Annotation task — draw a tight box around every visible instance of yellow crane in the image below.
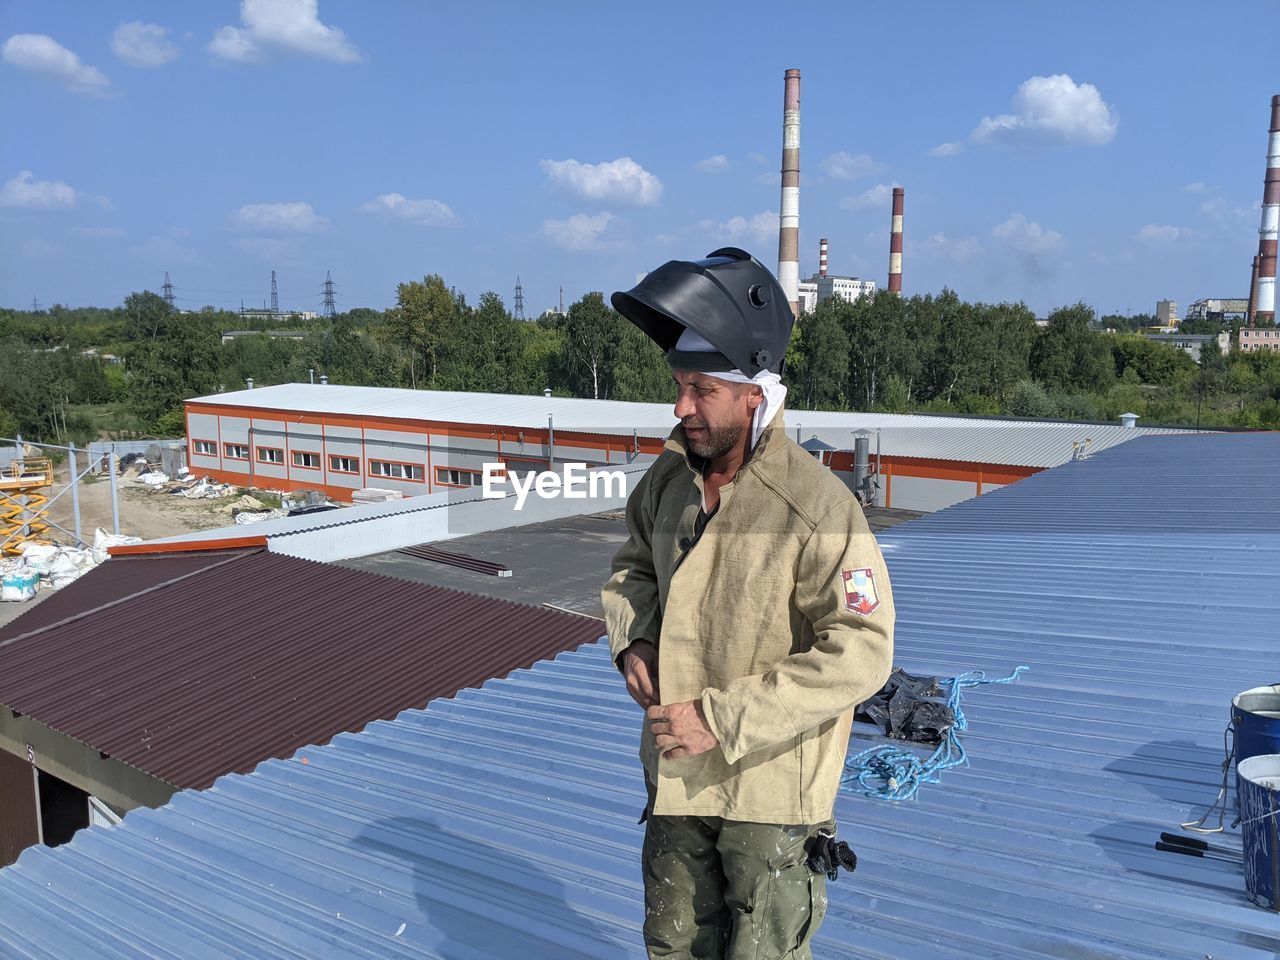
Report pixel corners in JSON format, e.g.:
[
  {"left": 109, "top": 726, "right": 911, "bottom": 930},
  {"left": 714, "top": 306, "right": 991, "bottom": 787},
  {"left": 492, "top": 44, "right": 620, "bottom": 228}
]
[{"left": 0, "top": 457, "right": 54, "bottom": 555}]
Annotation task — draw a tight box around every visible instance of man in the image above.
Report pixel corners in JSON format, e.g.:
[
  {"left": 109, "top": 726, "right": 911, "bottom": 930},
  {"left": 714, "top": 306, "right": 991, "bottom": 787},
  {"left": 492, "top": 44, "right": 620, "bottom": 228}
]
[{"left": 602, "top": 248, "right": 895, "bottom": 959}]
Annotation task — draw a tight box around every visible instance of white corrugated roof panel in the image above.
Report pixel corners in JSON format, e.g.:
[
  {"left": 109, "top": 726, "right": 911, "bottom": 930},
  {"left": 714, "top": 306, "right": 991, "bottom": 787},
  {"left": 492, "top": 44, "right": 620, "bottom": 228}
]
[{"left": 189, "top": 383, "right": 1198, "bottom": 468}]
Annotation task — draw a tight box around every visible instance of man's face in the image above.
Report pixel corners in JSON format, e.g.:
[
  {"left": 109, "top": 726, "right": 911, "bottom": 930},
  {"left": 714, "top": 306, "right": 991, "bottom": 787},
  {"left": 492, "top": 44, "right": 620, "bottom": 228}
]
[{"left": 671, "top": 370, "right": 760, "bottom": 461}]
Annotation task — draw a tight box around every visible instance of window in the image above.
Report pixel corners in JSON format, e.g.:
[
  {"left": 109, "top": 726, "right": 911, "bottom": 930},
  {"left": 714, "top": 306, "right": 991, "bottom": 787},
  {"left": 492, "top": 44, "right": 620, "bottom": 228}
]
[
  {"left": 292, "top": 451, "right": 321, "bottom": 469},
  {"left": 224, "top": 443, "right": 249, "bottom": 460},
  {"left": 435, "top": 466, "right": 483, "bottom": 487},
  {"left": 329, "top": 455, "right": 359, "bottom": 474},
  {"left": 193, "top": 440, "right": 217, "bottom": 456},
  {"left": 257, "top": 447, "right": 284, "bottom": 464},
  {"left": 369, "top": 459, "right": 424, "bottom": 481}
]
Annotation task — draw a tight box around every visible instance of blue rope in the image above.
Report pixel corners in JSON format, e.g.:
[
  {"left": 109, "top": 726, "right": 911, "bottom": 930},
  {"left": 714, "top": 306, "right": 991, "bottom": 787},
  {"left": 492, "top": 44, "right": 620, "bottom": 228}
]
[{"left": 841, "top": 665, "right": 1029, "bottom": 802}]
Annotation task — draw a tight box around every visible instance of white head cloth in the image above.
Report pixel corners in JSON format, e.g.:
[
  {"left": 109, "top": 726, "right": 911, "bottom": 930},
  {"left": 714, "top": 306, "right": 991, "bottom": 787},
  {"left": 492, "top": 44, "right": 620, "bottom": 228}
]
[{"left": 673, "top": 328, "right": 787, "bottom": 450}]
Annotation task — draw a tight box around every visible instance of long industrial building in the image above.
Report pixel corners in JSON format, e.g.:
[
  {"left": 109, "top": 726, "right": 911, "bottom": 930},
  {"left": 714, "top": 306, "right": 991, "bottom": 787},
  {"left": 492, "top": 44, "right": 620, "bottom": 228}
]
[{"left": 184, "top": 383, "right": 1191, "bottom": 513}]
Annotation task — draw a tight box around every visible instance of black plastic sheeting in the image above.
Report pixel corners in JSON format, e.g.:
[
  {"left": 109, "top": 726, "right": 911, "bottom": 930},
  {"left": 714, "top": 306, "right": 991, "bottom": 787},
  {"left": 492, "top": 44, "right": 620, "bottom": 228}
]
[{"left": 855, "top": 668, "right": 954, "bottom": 744}]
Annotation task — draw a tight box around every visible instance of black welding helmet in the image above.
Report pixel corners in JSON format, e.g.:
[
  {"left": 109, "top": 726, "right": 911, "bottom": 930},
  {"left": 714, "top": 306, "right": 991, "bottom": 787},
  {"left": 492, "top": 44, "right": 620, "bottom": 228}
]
[{"left": 611, "top": 247, "right": 794, "bottom": 377}]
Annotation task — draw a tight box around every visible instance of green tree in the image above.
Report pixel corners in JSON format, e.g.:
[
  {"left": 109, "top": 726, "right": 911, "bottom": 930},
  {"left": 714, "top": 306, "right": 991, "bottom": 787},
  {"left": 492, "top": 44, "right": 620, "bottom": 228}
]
[
  {"left": 386, "top": 275, "right": 458, "bottom": 387},
  {"left": 1031, "top": 303, "right": 1115, "bottom": 393},
  {"left": 841, "top": 290, "right": 906, "bottom": 408},
  {"left": 790, "top": 298, "right": 850, "bottom": 410},
  {"left": 1007, "top": 380, "right": 1056, "bottom": 418},
  {"left": 561, "top": 292, "right": 618, "bottom": 399}
]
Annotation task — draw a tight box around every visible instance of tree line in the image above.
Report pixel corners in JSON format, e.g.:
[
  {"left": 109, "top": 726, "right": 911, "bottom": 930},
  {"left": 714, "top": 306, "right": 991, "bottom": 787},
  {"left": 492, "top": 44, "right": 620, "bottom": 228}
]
[{"left": 2, "top": 279, "right": 1278, "bottom": 446}]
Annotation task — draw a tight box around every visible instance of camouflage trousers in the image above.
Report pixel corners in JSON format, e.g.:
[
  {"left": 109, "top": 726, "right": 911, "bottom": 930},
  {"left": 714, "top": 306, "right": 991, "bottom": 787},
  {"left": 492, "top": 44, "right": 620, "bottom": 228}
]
[{"left": 640, "top": 782, "right": 834, "bottom": 959}]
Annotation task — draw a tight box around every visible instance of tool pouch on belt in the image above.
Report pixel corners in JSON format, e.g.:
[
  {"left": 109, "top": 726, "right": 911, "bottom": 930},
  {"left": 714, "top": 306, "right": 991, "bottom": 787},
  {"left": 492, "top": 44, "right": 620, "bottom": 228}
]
[{"left": 805, "top": 830, "right": 857, "bottom": 881}]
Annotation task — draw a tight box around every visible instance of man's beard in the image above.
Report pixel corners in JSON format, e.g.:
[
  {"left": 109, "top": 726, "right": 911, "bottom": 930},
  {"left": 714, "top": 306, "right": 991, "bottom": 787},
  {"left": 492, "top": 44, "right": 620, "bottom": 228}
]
[{"left": 684, "top": 419, "right": 745, "bottom": 461}]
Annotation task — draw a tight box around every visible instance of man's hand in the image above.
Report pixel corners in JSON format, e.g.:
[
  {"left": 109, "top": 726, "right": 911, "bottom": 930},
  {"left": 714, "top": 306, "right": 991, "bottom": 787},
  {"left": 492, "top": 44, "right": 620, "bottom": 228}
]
[
  {"left": 647, "top": 700, "right": 719, "bottom": 760},
  {"left": 623, "top": 640, "right": 660, "bottom": 709}
]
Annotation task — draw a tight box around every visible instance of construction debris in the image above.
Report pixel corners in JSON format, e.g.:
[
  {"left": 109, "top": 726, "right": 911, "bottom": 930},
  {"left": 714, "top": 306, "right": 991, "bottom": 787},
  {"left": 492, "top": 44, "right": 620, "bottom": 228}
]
[
  {"left": 220, "top": 494, "right": 267, "bottom": 515},
  {"left": 234, "top": 509, "right": 288, "bottom": 525},
  {"left": 182, "top": 478, "right": 234, "bottom": 500},
  {"left": 352, "top": 488, "right": 403, "bottom": 504}
]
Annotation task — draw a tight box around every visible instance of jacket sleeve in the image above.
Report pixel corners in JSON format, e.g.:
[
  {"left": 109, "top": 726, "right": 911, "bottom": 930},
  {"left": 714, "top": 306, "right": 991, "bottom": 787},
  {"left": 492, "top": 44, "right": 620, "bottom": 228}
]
[
  {"left": 701, "top": 497, "right": 895, "bottom": 765},
  {"left": 601, "top": 464, "right": 663, "bottom": 673}
]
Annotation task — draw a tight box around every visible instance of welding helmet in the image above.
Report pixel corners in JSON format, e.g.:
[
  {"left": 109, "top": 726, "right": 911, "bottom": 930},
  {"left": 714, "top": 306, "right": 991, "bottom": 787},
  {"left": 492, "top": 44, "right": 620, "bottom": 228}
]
[{"left": 611, "top": 247, "right": 794, "bottom": 377}]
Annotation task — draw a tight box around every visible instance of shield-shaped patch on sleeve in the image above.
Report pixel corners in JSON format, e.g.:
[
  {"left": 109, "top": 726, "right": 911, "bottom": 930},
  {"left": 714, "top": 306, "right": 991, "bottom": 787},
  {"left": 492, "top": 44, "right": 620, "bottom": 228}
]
[{"left": 842, "top": 567, "right": 880, "bottom": 616}]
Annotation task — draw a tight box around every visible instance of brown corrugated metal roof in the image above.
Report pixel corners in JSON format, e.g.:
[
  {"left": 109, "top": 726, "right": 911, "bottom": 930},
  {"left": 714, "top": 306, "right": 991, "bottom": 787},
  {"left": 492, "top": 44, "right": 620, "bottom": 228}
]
[
  {"left": 0, "top": 550, "right": 605, "bottom": 789},
  {"left": 0, "top": 549, "right": 252, "bottom": 645}
]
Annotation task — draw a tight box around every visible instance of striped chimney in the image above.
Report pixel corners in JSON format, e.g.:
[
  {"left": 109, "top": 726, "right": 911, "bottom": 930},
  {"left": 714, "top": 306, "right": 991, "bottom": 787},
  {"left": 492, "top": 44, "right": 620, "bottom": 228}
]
[
  {"left": 1255, "top": 94, "right": 1280, "bottom": 323},
  {"left": 777, "top": 68, "right": 801, "bottom": 317},
  {"left": 819, "top": 237, "right": 828, "bottom": 278},
  {"left": 888, "top": 187, "right": 905, "bottom": 295},
  {"left": 1247, "top": 255, "right": 1260, "bottom": 322}
]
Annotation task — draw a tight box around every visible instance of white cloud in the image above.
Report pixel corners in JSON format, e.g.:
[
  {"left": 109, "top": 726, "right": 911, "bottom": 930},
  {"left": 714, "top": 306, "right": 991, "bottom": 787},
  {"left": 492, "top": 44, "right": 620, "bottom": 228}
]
[
  {"left": 358, "top": 192, "right": 457, "bottom": 226},
  {"left": 819, "top": 152, "right": 882, "bottom": 180},
  {"left": 1182, "top": 181, "right": 1214, "bottom": 194},
  {"left": 930, "top": 141, "right": 963, "bottom": 157},
  {"left": 70, "top": 225, "right": 127, "bottom": 239},
  {"left": 112, "top": 22, "right": 179, "bottom": 67},
  {"left": 694, "top": 155, "right": 730, "bottom": 174},
  {"left": 1198, "top": 196, "right": 1258, "bottom": 226},
  {"left": 0, "top": 171, "right": 81, "bottom": 210},
  {"left": 993, "top": 213, "right": 1064, "bottom": 253},
  {"left": 234, "top": 237, "right": 298, "bottom": 261},
  {"left": 540, "top": 157, "right": 662, "bottom": 206},
  {"left": 711, "top": 211, "right": 778, "bottom": 245},
  {"left": 541, "top": 212, "right": 616, "bottom": 251},
  {"left": 210, "top": 0, "right": 361, "bottom": 63},
  {"left": 130, "top": 235, "right": 200, "bottom": 264},
  {"left": 230, "top": 201, "right": 327, "bottom": 232},
  {"left": 972, "top": 74, "right": 1117, "bottom": 147},
  {"left": 755, "top": 170, "right": 778, "bottom": 186},
  {"left": 1, "top": 34, "right": 111, "bottom": 97},
  {"left": 839, "top": 183, "right": 898, "bottom": 211},
  {"left": 1137, "top": 224, "right": 1191, "bottom": 242},
  {"left": 925, "top": 232, "right": 980, "bottom": 262}
]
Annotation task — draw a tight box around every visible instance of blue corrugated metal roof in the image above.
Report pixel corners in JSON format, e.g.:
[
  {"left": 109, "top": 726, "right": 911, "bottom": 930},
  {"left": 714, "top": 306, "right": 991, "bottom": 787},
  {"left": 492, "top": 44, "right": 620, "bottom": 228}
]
[{"left": 1, "top": 432, "right": 1277, "bottom": 958}]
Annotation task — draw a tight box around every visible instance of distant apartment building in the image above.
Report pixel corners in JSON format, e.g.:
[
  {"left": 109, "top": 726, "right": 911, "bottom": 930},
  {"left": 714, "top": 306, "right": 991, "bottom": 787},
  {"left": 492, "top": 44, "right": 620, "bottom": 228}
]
[
  {"left": 1239, "top": 326, "right": 1280, "bottom": 353},
  {"left": 1155, "top": 299, "right": 1179, "bottom": 329},
  {"left": 796, "top": 275, "right": 877, "bottom": 315},
  {"left": 1143, "top": 332, "right": 1230, "bottom": 362}
]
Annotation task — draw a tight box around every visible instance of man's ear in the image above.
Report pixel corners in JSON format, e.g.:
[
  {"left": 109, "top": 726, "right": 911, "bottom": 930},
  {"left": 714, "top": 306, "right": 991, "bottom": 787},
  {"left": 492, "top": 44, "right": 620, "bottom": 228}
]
[{"left": 745, "top": 385, "right": 764, "bottom": 410}]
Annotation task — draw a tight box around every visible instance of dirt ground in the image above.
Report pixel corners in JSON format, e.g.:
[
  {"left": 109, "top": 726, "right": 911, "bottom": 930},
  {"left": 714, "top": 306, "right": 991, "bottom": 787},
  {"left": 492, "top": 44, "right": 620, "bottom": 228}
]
[{"left": 38, "top": 460, "right": 252, "bottom": 544}]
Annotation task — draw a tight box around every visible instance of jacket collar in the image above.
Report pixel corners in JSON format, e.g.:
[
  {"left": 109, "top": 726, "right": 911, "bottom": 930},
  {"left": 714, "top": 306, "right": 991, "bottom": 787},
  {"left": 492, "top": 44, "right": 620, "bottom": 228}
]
[{"left": 663, "top": 404, "right": 788, "bottom": 474}]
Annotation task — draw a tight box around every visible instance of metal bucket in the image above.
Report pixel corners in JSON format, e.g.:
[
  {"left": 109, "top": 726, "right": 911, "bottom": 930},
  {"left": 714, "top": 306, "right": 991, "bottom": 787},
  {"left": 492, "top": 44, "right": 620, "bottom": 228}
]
[
  {"left": 1237, "top": 755, "right": 1280, "bottom": 911},
  {"left": 1234, "top": 685, "right": 1280, "bottom": 765}
]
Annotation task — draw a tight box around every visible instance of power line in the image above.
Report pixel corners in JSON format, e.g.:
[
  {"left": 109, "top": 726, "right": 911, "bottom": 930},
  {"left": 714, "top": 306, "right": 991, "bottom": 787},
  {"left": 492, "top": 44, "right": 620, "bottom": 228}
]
[{"left": 162, "top": 272, "right": 175, "bottom": 308}]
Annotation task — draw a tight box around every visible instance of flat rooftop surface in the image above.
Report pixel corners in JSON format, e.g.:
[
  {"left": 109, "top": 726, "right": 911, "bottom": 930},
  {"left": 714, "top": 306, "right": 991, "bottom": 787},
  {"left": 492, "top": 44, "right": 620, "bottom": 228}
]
[{"left": 340, "top": 505, "right": 924, "bottom": 617}]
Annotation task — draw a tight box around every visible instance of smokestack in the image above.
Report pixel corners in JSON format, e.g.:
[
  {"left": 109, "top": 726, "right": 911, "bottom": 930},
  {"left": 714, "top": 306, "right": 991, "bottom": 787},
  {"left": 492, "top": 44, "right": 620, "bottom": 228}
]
[
  {"left": 819, "top": 237, "right": 828, "bottom": 278},
  {"left": 1255, "top": 94, "right": 1279, "bottom": 324},
  {"left": 888, "top": 187, "right": 905, "bottom": 295},
  {"left": 777, "top": 69, "right": 801, "bottom": 317},
  {"left": 1247, "top": 255, "right": 1260, "bottom": 322}
]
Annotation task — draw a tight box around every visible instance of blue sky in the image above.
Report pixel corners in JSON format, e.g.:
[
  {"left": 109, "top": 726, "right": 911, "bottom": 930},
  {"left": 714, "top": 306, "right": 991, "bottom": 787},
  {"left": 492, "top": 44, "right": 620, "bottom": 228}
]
[{"left": 1, "top": 0, "right": 1276, "bottom": 318}]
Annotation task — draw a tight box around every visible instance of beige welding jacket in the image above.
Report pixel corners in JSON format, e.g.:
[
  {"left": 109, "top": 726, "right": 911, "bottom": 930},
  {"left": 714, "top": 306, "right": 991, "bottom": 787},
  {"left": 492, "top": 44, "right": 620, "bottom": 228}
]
[{"left": 601, "top": 407, "right": 895, "bottom": 823}]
